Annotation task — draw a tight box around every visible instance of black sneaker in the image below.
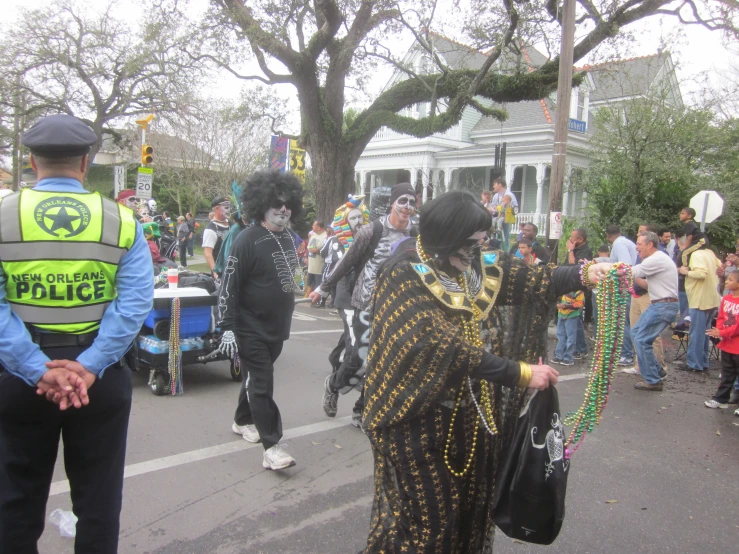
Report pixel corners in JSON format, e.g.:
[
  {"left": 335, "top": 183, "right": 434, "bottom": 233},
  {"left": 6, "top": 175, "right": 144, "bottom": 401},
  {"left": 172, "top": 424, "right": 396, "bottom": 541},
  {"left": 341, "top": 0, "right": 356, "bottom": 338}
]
[
  {"left": 550, "top": 357, "right": 563, "bottom": 365},
  {"left": 574, "top": 352, "right": 587, "bottom": 360},
  {"left": 322, "top": 375, "right": 338, "bottom": 417},
  {"left": 559, "top": 360, "right": 575, "bottom": 366}
]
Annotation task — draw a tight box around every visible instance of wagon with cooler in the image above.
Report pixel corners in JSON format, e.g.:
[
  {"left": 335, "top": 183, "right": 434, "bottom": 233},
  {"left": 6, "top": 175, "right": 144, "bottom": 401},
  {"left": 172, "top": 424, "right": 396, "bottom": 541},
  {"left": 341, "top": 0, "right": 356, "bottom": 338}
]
[{"left": 129, "top": 278, "right": 240, "bottom": 396}]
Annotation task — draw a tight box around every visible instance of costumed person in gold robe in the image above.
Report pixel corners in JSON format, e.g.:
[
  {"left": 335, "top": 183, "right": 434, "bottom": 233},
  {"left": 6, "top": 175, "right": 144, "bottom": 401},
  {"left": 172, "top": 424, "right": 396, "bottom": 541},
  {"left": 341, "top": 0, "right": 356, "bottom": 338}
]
[{"left": 361, "top": 191, "right": 610, "bottom": 553}]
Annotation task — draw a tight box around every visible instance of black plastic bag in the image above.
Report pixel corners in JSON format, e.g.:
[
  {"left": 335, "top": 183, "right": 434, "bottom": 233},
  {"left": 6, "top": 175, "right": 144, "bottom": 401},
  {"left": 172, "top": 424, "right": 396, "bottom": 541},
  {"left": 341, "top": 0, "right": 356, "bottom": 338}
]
[
  {"left": 369, "top": 186, "right": 391, "bottom": 222},
  {"left": 492, "top": 387, "right": 569, "bottom": 545}
]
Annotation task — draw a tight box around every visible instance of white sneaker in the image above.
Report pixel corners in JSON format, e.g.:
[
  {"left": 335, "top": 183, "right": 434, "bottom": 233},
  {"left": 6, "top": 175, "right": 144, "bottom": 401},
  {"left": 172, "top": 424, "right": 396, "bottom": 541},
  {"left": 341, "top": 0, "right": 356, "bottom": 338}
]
[
  {"left": 621, "top": 367, "right": 639, "bottom": 375},
  {"left": 262, "top": 444, "right": 296, "bottom": 470},
  {"left": 232, "top": 422, "right": 260, "bottom": 443},
  {"left": 734, "top": 408, "right": 739, "bottom": 417},
  {"left": 704, "top": 399, "right": 728, "bottom": 409}
]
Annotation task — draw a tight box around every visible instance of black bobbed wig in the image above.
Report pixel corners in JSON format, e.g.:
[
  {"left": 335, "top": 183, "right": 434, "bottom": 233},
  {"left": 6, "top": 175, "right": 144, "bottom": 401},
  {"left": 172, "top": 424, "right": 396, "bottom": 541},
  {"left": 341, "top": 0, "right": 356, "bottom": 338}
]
[
  {"left": 243, "top": 170, "right": 304, "bottom": 224},
  {"left": 419, "top": 191, "right": 492, "bottom": 258}
]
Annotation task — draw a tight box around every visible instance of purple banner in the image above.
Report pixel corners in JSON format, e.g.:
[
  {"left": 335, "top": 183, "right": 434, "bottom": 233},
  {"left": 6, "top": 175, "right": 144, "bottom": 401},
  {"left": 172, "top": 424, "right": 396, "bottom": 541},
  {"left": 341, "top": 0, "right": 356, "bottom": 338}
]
[{"left": 270, "top": 136, "right": 289, "bottom": 172}]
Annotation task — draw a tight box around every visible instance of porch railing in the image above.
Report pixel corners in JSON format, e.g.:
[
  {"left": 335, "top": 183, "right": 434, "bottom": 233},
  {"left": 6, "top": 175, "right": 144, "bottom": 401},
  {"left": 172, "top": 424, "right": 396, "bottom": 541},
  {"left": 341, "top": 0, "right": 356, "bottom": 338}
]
[{"left": 514, "top": 212, "right": 548, "bottom": 237}]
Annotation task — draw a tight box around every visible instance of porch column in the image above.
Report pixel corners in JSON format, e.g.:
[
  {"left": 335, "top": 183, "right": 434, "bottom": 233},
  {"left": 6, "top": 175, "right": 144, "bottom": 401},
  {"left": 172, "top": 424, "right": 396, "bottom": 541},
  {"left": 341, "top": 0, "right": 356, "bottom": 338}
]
[
  {"left": 562, "top": 190, "right": 570, "bottom": 216},
  {"left": 581, "top": 190, "right": 588, "bottom": 214},
  {"left": 447, "top": 167, "right": 458, "bottom": 190},
  {"left": 421, "top": 167, "right": 430, "bottom": 204},
  {"left": 535, "top": 163, "right": 544, "bottom": 214},
  {"left": 359, "top": 171, "right": 367, "bottom": 195}
]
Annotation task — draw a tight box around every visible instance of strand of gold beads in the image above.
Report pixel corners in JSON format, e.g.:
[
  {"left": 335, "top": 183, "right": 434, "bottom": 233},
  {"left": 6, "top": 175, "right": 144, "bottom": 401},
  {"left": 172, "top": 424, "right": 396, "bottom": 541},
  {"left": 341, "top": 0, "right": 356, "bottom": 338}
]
[{"left": 415, "top": 236, "right": 497, "bottom": 477}]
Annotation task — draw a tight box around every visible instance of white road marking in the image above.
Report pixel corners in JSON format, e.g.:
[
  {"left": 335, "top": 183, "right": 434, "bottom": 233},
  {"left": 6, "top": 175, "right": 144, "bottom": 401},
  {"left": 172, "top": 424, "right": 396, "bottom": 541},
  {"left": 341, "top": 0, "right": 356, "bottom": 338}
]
[
  {"left": 559, "top": 372, "right": 587, "bottom": 381},
  {"left": 48, "top": 372, "right": 590, "bottom": 497},
  {"left": 292, "top": 329, "right": 343, "bottom": 335},
  {"left": 49, "top": 416, "right": 353, "bottom": 497}
]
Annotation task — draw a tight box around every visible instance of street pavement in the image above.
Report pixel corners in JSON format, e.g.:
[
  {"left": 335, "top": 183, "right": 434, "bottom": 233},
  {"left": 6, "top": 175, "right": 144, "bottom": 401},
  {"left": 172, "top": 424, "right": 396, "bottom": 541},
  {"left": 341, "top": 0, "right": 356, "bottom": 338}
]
[{"left": 39, "top": 309, "right": 739, "bottom": 553}]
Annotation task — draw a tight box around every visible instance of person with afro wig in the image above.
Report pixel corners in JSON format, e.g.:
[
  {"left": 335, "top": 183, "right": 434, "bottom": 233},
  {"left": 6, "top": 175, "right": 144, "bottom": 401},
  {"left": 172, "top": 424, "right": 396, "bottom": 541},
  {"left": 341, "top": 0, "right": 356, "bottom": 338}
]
[{"left": 217, "top": 170, "right": 304, "bottom": 470}]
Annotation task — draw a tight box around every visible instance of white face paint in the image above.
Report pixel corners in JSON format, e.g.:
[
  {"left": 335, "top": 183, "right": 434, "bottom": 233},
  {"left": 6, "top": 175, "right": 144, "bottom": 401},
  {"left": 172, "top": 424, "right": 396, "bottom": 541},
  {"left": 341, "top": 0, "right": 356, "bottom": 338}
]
[
  {"left": 347, "top": 208, "right": 364, "bottom": 233},
  {"left": 214, "top": 202, "right": 231, "bottom": 221},
  {"left": 265, "top": 206, "right": 291, "bottom": 230},
  {"left": 148, "top": 200, "right": 157, "bottom": 212},
  {"left": 392, "top": 194, "right": 416, "bottom": 223},
  {"left": 449, "top": 231, "right": 487, "bottom": 273}
]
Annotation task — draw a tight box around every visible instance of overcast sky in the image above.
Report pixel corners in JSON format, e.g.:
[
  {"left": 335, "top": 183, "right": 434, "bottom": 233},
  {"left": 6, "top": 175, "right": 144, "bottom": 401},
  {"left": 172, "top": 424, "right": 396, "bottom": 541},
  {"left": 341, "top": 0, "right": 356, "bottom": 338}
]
[{"left": 6, "top": 0, "right": 737, "bottom": 113}]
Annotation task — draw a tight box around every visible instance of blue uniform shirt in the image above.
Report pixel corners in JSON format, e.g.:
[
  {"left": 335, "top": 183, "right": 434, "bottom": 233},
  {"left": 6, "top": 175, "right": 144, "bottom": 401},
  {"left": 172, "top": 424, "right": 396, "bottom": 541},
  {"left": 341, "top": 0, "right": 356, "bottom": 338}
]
[{"left": 0, "top": 178, "right": 153, "bottom": 385}]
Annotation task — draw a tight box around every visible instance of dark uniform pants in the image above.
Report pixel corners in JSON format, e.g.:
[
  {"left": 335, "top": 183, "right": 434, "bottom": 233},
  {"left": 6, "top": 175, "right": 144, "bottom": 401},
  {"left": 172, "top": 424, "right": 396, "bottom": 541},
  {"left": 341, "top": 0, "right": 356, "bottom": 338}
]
[
  {"left": 234, "top": 337, "right": 284, "bottom": 451},
  {"left": 0, "top": 345, "right": 132, "bottom": 554}
]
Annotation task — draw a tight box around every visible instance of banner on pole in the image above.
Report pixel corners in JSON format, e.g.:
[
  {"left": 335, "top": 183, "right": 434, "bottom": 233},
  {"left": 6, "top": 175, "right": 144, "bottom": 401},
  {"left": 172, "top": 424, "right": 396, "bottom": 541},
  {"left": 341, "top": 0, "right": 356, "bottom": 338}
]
[
  {"left": 289, "top": 139, "right": 306, "bottom": 184},
  {"left": 269, "top": 136, "right": 289, "bottom": 172},
  {"left": 136, "top": 167, "right": 153, "bottom": 199}
]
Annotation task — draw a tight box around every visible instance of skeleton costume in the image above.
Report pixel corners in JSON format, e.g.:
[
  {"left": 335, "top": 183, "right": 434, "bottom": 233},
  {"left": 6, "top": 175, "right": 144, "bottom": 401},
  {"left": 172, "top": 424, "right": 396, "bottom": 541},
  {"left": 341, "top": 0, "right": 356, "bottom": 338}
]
[
  {"left": 317, "top": 183, "right": 417, "bottom": 423},
  {"left": 361, "top": 191, "right": 584, "bottom": 553},
  {"left": 319, "top": 197, "right": 370, "bottom": 416},
  {"left": 218, "top": 171, "right": 303, "bottom": 464}
]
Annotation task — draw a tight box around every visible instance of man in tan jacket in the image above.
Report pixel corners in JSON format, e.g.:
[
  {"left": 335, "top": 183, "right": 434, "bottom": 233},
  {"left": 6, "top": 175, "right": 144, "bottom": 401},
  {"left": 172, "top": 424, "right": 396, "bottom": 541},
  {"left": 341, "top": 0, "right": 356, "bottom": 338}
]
[{"left": 678, "top": 245, "right": 721, "bottom": 372}]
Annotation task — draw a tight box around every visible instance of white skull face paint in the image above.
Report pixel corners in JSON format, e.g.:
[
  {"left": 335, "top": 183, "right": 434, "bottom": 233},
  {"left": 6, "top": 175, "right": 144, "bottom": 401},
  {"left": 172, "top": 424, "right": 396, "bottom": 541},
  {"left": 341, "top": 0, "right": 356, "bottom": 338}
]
[
  {"left": 392, "top": 194, "right": 416, "bottom": 222},
  {"left": 448, "top": 231, "right": 486, "bottom": 273},
  {"left": 215, "top": 201, "right": 231, "bottom": 221},
  {"left": 266, "top": 207, "right": 291, "bottom": 229},
  {"left": 148, "top": 199, "right": 157, "bottom": 212},
  {"left": 347, "top": 208, "right": 364, "bottom": 233}
]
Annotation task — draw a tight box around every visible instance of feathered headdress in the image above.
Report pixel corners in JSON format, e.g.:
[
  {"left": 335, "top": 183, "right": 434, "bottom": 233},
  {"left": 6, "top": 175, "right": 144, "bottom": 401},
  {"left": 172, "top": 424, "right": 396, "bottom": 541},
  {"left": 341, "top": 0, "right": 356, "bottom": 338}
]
[{"left": 332, "top": 194, "right": 370, "bottom": 249}]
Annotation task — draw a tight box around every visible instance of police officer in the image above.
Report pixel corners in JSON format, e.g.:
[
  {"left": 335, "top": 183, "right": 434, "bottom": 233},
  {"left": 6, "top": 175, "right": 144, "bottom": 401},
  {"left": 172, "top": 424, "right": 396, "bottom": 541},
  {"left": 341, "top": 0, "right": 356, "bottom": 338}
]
[{"left": 0, "top": 115, "right": 153, "bottom": 553}]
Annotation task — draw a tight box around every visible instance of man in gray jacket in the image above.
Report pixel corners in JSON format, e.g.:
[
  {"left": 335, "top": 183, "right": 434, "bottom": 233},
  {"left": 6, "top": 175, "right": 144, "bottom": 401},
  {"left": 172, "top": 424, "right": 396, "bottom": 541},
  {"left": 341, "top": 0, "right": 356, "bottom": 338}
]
[{"left": 310, "top": 183, "right": 417, "bottom": 426}]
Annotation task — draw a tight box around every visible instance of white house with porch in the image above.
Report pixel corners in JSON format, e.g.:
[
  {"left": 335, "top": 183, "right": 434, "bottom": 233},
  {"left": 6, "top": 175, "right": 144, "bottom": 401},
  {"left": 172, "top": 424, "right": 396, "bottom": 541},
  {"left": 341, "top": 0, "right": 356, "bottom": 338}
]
[{"left": 355, "top": 36, "right": 682, "bottom": 234}]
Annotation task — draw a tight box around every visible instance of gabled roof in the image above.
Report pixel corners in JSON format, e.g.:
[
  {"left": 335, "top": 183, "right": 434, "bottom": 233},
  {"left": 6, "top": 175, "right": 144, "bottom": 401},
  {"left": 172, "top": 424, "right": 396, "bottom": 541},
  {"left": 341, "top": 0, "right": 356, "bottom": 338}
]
[
  {"left": 471, "top": 98, "right": 555, "bottom": 133},
  {"left": 430, "top": 35, "right": 488, "bottom": 71},
  {"left": 470, "top": 51, "right": 676, "bottom": 134},
  {"left": 98, "top": 129, "right": 215, "bottom": 164},
  {"left": 581, "top": 53, "right": 671, "bottom": 102}
]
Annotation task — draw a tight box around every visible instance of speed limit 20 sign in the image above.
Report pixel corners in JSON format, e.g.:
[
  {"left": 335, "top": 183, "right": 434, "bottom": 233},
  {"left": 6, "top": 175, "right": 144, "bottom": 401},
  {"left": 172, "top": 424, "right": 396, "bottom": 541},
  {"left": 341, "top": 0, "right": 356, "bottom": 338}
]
[{"left": 136, "top": 167, "right": 153, "bottom": 199}]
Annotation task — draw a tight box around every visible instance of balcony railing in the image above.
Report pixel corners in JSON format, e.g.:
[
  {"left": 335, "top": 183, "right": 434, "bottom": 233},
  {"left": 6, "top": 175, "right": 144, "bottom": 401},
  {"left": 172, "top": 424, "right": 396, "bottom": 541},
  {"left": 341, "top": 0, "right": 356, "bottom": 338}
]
[{"left": 371, "top": 125, "right": 459, "bottom": 142}]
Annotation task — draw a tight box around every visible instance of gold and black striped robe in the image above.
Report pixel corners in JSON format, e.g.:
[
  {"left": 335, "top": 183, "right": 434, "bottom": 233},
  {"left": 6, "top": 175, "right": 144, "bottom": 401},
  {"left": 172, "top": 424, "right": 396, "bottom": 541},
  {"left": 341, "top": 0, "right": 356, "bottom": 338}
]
[{"left": 361, "top": 241, "right": 580, "bottom": 553}]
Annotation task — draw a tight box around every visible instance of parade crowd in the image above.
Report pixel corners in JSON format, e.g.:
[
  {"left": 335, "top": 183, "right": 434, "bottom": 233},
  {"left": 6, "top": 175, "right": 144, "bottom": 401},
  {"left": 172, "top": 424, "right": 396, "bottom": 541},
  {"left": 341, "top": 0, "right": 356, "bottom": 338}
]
[{"left": 1, "top": 114, "right": 737, "bottom": 554}]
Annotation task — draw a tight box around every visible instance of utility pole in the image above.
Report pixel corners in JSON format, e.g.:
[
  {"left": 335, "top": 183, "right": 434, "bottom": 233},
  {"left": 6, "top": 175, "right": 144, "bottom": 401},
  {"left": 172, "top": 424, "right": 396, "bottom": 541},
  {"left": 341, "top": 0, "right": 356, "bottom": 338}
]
[{"left": 546, "top": 0, "right": 577, "bottom": 257}]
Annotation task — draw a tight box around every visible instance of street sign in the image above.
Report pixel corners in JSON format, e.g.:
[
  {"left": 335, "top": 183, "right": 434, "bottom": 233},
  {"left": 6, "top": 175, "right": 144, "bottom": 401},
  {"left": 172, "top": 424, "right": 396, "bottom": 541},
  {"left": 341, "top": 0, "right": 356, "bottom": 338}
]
[
  {"left": 568, "top": 118, "right": 586, "bottom": 133},
  {"left": 549, "top": 211, "right": 563, "bottom": 239},
  {"left": 689, "top": 190, "right": 724, "bottom": 231},
  {"left": 113, "top": 165, "right": 126, "bottom": 198},
  {"left": 136, "top": 167, "right": 153, "bottom": 199}
]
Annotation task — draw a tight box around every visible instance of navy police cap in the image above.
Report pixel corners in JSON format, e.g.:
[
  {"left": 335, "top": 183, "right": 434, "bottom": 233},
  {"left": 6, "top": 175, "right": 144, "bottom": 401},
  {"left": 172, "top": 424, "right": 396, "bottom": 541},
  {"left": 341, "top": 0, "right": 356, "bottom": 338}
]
[{"left": 22, "top": 114, "right": 97, "bottom": 158}]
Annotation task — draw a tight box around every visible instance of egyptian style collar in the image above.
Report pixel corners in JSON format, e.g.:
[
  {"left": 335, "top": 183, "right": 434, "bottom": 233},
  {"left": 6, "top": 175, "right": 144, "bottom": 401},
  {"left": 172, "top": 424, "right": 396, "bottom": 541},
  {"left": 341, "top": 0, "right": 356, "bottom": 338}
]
[{"left": 412, "top": 250, "right": 503, "bottom": 320}]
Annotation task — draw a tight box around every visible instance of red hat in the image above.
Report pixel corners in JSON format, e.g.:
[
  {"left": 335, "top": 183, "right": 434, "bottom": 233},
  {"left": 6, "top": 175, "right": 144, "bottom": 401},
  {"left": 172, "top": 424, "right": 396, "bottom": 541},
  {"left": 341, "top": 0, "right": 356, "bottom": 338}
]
[{"left": 116, "top": 189, "right": 136, "bottom": 203}]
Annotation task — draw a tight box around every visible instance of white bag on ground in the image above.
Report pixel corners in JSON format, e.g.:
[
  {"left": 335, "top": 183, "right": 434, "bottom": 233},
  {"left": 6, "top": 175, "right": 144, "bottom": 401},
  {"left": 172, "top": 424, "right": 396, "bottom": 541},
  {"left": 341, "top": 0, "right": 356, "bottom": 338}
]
[{"left": 48, "top": 509, "right": 77, "bottom": 538}]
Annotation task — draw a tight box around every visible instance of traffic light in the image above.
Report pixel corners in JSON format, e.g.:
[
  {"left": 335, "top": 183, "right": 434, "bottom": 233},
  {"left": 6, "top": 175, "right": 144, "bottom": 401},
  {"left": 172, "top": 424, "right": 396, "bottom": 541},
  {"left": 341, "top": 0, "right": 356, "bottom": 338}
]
[{"left": 141, "top": 144, "right": 154, "bottom": 165}]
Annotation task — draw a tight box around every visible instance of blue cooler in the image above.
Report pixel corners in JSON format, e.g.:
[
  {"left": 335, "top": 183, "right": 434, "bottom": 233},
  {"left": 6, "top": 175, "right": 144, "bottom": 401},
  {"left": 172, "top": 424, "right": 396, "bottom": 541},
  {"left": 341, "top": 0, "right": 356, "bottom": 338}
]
[{"left": 147, "top": 289, "right": 216, "bottom": 338}]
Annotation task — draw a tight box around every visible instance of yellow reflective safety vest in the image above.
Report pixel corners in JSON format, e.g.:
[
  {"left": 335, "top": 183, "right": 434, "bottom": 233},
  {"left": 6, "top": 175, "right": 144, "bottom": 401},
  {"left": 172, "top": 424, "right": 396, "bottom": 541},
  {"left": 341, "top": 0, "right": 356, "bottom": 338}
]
[{"left": 0, "top": 189, "right": 137, "bottom": 334}]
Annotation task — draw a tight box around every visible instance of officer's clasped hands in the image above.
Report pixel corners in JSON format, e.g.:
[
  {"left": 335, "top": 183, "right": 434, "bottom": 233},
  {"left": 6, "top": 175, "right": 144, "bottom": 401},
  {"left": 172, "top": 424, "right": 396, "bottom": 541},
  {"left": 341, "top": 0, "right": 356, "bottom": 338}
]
[{"left": 36, "top": 360, "right": 97, "bottom": 410}]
